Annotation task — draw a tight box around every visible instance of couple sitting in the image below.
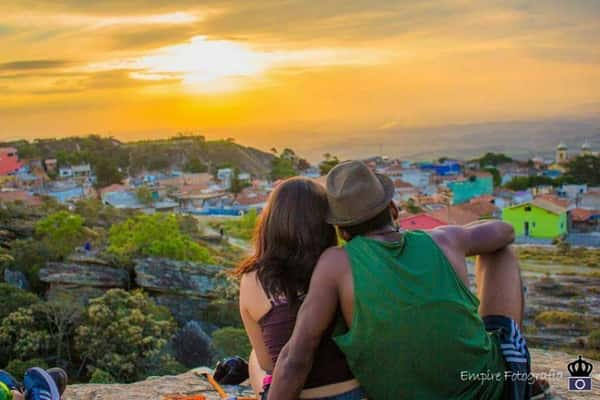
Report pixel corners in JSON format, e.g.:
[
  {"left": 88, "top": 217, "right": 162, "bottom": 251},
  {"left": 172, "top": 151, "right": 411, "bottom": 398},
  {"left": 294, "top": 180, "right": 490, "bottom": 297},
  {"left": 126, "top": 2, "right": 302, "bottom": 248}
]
[{"left": 238, "top": 160, "right": 538, "bottom": 400}]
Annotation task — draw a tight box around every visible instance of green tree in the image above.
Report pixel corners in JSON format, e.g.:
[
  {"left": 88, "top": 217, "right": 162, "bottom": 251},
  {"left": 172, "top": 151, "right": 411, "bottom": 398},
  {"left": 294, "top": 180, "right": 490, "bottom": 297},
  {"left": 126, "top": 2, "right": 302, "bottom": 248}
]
[
  {"left": 566, "top": 155, "right": 600, "bottom": 185},
  {"left": 484, "top": 167, "right": 502, "bottom": 187},
  {"left": 35, "top": 211, "right": 86, "bottom": 260},
  {"left": 183, "top": 156, "right": 208, "bottom": 173},
  {"left": 0, "top": 298, "right": 82, "bottom": 368},
  {"left": 475, "top": 152, "right": 513, "bottom": 167},
  {"left": 230, "top": 168, "right": 250, "bottom": 196},
  {"left": 6, "top": 239, "right": 51, "bottom": 293},
  {"left": 94, "top": 158, "right": 124, "bottom": 189},
  {"left": 108, "top": 214, "right": 213, "bottom": 264},
  {"left": 135, "top": 186, "right": 154, "bottom": 206},
  {"left": 75, "top": 289, "right": 176, "bottom": 382},
  {"left": 270, "top": 149, "right": 298, "bottom": 180},
  {"left": 319, "top": 153, "right": 340, "bottom": 175},
  {"left": 0, "top": 284, "right": 39, "bottom": 320},
  {"left": 211, "top": 327, "right": 252, "bottom": 358}
]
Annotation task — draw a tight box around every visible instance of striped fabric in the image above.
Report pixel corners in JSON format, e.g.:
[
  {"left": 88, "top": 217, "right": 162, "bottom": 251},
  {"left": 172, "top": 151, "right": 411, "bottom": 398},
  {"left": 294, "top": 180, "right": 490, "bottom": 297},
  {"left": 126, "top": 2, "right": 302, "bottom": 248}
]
[
  {"left": 500, "top": 319, "right": 529, "bottom": 364},
  {"left": 483, "top": 315, "right": 532, "bottom": 400}
]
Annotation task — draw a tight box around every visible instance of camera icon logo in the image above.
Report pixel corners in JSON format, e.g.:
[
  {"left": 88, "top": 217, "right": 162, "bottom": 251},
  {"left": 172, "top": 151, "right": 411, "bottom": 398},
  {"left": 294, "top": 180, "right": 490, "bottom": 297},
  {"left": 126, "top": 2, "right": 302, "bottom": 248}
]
[{"left": 567, "top": 355, "right": 593, "bottom": 392}]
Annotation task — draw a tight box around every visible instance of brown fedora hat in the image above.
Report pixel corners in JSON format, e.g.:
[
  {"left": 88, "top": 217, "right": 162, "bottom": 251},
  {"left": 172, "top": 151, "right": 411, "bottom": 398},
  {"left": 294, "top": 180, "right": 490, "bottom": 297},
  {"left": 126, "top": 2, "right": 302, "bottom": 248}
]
[{"left": 326, "top": 160, "right": 395, "bottom": 226}]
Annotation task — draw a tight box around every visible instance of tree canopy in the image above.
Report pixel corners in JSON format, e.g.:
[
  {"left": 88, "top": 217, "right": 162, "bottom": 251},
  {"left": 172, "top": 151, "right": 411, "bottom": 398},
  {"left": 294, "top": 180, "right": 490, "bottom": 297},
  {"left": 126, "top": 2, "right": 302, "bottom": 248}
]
[{"left": 108, "top": 214, "right": 213, "bottom": 264}]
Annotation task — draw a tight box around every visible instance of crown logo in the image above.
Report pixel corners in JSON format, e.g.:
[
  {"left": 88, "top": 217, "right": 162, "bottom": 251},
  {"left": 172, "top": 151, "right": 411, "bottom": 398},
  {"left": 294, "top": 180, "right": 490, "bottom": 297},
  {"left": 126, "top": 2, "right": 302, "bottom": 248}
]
[{"left": 568, "top": 356, "right": 593, "bottom": 377}]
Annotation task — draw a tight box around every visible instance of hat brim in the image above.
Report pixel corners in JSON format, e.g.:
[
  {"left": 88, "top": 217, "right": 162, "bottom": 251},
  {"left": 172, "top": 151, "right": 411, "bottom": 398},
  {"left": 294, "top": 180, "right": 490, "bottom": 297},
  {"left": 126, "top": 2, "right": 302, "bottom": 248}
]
[{"left": 326, "top": 173, "right": 396, "bottom": 226}]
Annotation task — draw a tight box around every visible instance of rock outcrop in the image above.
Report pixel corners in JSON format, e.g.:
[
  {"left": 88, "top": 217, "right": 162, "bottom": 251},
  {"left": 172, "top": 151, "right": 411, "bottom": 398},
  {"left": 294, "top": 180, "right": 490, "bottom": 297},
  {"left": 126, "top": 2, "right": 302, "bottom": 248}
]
[
  {"left": 134, "top": 258, "right": 226, "bottom": 324},
  {"left": 63, "top": 350, "right": 600, "bottom": 399},
  {"left": 40, "top": 258, "right": 129, "bottom": 304}
]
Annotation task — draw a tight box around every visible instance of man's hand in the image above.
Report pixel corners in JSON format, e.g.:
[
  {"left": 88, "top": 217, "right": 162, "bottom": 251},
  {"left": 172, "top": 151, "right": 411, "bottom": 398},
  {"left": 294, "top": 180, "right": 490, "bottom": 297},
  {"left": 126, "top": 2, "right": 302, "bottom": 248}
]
[{"left": 267, "top": 248, "right": 344, "bottom": 400}]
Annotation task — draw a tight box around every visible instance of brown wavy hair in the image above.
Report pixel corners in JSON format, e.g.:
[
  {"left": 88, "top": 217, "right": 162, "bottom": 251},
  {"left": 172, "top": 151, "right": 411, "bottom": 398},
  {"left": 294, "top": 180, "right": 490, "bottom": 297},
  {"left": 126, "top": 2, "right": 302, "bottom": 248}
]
[{"left": 235, "top": 177, "right": 336, "bottom": 305}]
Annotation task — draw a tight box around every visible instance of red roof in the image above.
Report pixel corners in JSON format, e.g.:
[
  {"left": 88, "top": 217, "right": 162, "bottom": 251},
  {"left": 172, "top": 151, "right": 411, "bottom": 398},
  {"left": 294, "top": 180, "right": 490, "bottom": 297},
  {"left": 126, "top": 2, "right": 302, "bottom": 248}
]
[
  {"left": 0, "top": 148, "right": 23, "bottom": 176},
  {"left": 235, "top": 190, "right": 269, "bottom": 206},
  {"left": 394, "top": 179, "right": 414, "bottom": 189},
  {"left": 427, "top": 206, "right": 481, "bottom": 225},
  {"left": 399, "top": 214, "right": 446, "bottom": 230},
  {"left": 571, "top": 208, "right": 598, "bottom": 222}
]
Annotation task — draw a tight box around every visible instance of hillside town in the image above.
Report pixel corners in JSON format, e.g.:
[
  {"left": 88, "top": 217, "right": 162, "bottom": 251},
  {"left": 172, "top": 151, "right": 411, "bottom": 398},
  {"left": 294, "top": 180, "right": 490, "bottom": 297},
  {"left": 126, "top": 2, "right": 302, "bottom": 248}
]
[{"left": 0, "top": 139, "right": 598, "bottom": 246}]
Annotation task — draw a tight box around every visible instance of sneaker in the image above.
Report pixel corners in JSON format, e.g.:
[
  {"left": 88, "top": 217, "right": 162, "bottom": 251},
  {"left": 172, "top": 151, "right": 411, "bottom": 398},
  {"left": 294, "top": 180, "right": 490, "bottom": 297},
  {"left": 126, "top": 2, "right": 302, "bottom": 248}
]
[
  {"left": 0, "top": 370, "right": 20, "bottom": 392},
  {"left": 23, "top": 368, "right": 59, "bottom": 400},
  {"left": 46, "top": 369, "right": 67, "bottom": 396}
]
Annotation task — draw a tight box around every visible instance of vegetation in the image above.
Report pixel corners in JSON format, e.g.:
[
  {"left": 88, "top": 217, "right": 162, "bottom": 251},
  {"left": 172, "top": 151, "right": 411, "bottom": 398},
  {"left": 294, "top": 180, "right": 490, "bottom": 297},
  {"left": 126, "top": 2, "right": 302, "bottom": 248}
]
[
  {"left": 484, "top": 167, "right": 502, "bottom": 187},
  {"left": 474, "top": 152, "right": 513, "bottom": 167},
  {"left": 230, "top": 168, "right": 251, "bottom": 195},
  {"left": 108, "top": 214, "right": 214, "bottom": 265},
  {"left": 319, "top": 153, "right": 340, "bottom": 175},
  {"left": 566, "top": 155, "right": 600, "bottom": 186},
  {"left": 35, "top": 211, "right": 86, "bottom": 260},
  {"left": 215, "top": 209, "right": 259, "bottom": 241},
  {"left": 211, "top": 327, "right": 252, "bottom": 359},
  {"left": 0, "top": 284, "right": 39, "bottom": 320},
  {"left": 517, "top": 246, "right": 600, "bottom": 268},
  {"left": 75, "top": 290, "right": 176, "bottom": 382},
  {"left": 589, "top": 330, "right": 600, "bottom": 351},
  {"left": 270, "top": 148, "right": 299, "bottom": 180},
  {"left": 535, "top": 311, "right": 585, "bottom": 327}
]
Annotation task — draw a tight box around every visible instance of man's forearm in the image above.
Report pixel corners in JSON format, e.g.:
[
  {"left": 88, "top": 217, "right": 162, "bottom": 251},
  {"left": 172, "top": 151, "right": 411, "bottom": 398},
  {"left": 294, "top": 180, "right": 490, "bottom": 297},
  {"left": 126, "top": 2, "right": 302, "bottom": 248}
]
[
  {"left": 466, "top": 220, "right": 515, "bottom": 256},
  {"left": 267, "top": 344, "right": 314, "bottom": 400}
]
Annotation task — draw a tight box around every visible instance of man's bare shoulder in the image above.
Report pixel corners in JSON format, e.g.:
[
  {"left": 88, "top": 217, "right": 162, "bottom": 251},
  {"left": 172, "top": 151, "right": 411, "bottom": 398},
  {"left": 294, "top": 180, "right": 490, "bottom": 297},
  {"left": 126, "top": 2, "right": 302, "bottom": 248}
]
[{"left": 314, "top": 246, "right": 351, "bottom": 276}]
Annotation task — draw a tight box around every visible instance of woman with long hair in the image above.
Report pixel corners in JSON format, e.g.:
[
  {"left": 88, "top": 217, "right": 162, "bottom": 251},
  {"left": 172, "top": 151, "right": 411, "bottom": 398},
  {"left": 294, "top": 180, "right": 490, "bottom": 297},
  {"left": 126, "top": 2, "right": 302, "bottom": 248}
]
[{"left": 237, "top": 177, "right": 364, "bottom": 399}]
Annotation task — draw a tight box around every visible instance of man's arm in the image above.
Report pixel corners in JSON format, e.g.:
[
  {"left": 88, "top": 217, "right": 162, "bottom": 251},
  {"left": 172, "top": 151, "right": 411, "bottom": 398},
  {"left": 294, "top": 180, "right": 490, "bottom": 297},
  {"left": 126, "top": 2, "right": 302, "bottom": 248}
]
[
  {"left": 430, "top": 219, "right": 515, "bottom": 257},
  {"left": 267, "top": 249, "right": 342, "bottom": 400}
]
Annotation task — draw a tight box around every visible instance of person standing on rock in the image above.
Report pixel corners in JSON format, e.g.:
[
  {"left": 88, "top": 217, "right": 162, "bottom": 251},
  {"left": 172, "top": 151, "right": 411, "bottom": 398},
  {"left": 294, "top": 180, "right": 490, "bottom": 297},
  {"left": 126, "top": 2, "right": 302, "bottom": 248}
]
[{"left": 267, "top": 160, "right": 535, "bottom": 400}]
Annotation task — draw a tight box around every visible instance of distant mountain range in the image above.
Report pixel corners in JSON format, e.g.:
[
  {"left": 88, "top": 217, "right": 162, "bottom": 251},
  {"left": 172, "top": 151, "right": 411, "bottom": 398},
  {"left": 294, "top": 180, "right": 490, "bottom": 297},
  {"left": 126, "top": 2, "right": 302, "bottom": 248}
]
[{"left": 293, "top": 117, "right": 600, "bottom": 162}]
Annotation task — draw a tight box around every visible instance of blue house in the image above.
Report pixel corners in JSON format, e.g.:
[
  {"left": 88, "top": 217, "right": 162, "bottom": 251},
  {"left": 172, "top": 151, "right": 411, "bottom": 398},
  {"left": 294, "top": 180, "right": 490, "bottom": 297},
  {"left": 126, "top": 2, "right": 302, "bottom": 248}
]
[{"left": 447, "top": 174, "right": 494, "bottom": 205}]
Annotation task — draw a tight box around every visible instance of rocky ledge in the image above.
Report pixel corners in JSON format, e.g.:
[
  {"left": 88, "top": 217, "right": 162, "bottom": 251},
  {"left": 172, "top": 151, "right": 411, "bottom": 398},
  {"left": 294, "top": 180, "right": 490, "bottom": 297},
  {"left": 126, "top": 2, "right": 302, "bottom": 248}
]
[{"left": 63, "top": 350, "right": 599, "bottom": 399}]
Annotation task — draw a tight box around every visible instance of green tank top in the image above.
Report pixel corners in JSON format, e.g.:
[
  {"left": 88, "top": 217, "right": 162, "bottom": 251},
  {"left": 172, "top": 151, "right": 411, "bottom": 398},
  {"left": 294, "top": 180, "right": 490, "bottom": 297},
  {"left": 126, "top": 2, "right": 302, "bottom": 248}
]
[{"left": 334, "top": 231, "right": 506, "bottom": 400}]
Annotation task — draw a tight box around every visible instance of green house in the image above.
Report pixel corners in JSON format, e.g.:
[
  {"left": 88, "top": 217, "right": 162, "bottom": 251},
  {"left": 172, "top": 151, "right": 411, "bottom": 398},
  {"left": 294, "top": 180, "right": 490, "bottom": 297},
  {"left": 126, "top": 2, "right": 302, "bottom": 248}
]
[
  {"left": 502, "top": 199, "right": 567, "bottom": 238},
  {"left": 448, "top": 175, "right": 493, "bottom": 205}
]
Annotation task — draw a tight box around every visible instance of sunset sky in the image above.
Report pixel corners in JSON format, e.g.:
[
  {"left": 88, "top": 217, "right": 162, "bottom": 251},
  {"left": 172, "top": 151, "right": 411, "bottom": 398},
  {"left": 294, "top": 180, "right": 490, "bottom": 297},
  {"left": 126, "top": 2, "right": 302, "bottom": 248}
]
[{"left": 1, "top": 1, "right": 599, "bottom": 158}]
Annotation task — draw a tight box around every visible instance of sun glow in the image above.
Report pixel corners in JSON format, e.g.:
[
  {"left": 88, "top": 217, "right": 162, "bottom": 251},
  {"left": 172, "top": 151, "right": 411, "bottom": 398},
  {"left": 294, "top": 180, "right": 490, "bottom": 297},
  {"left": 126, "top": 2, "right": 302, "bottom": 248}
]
[{"left": 133, "top": 36, "right": 268, "bottom": 92}]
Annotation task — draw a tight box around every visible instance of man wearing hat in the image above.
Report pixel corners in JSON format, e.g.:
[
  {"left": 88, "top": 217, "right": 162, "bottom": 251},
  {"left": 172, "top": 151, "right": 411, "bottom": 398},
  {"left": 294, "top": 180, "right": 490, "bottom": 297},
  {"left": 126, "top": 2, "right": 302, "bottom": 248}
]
[{"left": 268, "top": 160, "right": 533, "bottom": 399}]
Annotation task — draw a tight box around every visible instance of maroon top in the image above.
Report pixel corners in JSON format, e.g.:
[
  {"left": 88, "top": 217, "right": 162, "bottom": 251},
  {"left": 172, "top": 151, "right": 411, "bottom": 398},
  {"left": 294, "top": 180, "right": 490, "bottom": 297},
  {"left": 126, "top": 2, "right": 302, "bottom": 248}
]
[{"left": 259, "top": 298, "right": 354, "bottom": 389}]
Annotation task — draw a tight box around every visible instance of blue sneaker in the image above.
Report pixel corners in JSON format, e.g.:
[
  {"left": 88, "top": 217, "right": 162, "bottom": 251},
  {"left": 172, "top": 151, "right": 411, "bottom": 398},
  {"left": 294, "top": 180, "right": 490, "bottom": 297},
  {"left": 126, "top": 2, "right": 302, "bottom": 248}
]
[
  {"left": 0, "top": 370, "right": 19, "bottom": 391},
  {"left": 23, "top": 368, "right": 59, "bottom": 400}
]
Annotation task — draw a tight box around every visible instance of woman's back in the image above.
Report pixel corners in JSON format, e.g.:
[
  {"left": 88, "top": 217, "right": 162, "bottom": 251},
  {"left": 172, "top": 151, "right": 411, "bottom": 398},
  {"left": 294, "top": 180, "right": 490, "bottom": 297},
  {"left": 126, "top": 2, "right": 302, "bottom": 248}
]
[{"left": 240, "top": 271, "right": 358, "bottom": 397}]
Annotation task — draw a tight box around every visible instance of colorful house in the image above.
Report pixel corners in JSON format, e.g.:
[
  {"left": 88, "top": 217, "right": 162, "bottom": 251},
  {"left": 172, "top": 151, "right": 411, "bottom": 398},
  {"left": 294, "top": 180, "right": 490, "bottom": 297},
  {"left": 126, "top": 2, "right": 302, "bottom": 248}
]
[
  {"left": 502, "top": 198, "right": 568, "bottom": 238},
  {"left": 0, "top": 147, "right": 23, "bottom": 176},
  {"left": 447, "top": 174, "right": 493, "bottom": 205},
  {"left": 399, "top": 214, "right": 446, "bottom": 231}
]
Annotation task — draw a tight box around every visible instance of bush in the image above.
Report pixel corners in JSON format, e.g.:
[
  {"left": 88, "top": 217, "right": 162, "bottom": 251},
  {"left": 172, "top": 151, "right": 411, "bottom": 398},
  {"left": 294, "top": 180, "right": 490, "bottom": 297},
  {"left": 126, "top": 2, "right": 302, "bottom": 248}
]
[
  {"left": 211, "top": 327, "right": 251, "bottom": 359},
  {"left": 5, "top": 358, "right": 48, "bottom": 379},
  {"left": 219, "top": 209, "right": 259, "bottom": 241},
  {"left": 0, "top": 284, "right": 39, "bottom": 320},
  {"left": 108, "top": 214, "right": 214, "bottom": 265},
  {"left": 35, "top": 211, "right": 86, "bottom": 259},
  {"left": 89, "top": 369, "right": 116, "bottom": 384},
  {"left": 589, "top": 330, "right": 600, "bottom": 350},
  {"left": 75, "top": 289, "right": 177, "bottom": 382},
  {"left": 535, "top": 311, "right": 584, "bottom": 327},
  {"left": 7, "top": 239, "right": 52, "bottom": 293},
  {"left": 0, "top": 298, "right": 82, "bottom": 369}
]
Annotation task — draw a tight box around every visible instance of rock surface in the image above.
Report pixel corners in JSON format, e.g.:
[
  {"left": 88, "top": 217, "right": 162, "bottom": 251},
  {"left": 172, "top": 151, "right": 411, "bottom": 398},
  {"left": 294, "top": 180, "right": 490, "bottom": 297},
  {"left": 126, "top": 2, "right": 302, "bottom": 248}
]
[
  {"left": 63, "top": 350, "right": 599, "bottom": 399},
  {"left": 3, "top": 268, "right": 30, "bottom": 290},
  {"left": 40, "top": 260, "right": 130, "bottom": 304},
  {"left": 134, "top": 258, "right": 226, "bottom": 324}
]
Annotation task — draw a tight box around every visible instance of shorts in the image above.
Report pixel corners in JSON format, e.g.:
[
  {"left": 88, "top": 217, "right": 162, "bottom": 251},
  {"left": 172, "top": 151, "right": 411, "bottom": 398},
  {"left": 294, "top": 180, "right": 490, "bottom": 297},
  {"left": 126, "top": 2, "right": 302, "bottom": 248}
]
[{"left": 483, "top": 315, "right": 532, "bottom": 400}]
